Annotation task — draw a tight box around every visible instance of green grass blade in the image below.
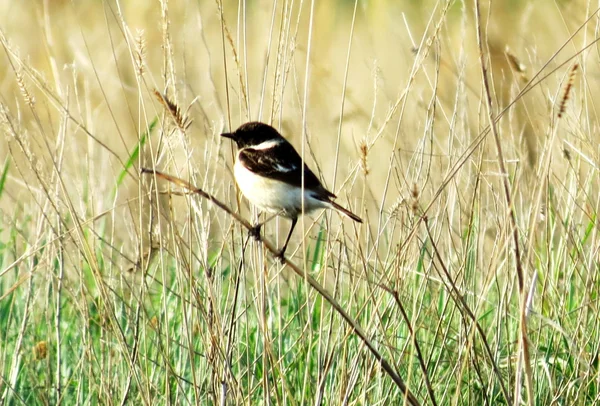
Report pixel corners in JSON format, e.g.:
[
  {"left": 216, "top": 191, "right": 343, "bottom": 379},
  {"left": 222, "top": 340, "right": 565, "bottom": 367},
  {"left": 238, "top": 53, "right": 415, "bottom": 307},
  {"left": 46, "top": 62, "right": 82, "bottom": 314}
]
[
  {"left": 0, "top": 157, "right": 9, "bottom": 198},
  {"left": 113, "top": 116, "right": 158, "bottom": 194},
  {"left": 310, "top": 219, "right": 327, "bottom": 271}
]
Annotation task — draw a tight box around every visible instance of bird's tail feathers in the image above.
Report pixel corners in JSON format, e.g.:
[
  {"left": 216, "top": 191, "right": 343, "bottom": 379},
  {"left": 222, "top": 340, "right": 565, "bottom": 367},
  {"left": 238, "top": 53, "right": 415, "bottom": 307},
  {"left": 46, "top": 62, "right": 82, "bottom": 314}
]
[{"left": 328, "top": 200, "right": 363, "bottom": 223}]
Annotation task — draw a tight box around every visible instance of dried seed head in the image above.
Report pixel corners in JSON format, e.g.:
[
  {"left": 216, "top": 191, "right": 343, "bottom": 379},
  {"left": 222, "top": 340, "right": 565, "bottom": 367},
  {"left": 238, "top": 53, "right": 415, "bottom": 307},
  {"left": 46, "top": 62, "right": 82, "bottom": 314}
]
[
  {"left": 389, "top": 197, "right": 406, "bottom": 217},
  {"left": 359, "top": 140, "right": 369, "bottom": 175},
  {"left": 411, "top": 183, "right": 419, "bottom": 199},
  {"left": 16, "top": 69, "right": 35, "bottom": 107},
  {"left": 504, "top": 46, "right": 528, "bottom": 83},
  {"left": 153, "top": 90, "right": 192, "bottom": 131},
  {"left": 411, "top": 183, "right": 419, "bottom": 213},
  {"left": 1, "top": 103, "right": 37, "bottom": 168},
  {"left": 135, "top": 29, "right": 146, "bottom": 77},
  {"left": 149, "top": 316, "right": 159, "bottom": 330},
  {"left": 558, "top": 63, "right": 579, "bottom": 119},
  {"left": 0, "top": 103, "right": 11, "bottom": 132},
  {"left": 504, "top": 46, "right": 526, "bottom": 73},
  {"left": 33, "top": 341, "right": 48, "bottom": 360},
  {"left": 538, "top": 204, "right": 546, "bottom": 223}
]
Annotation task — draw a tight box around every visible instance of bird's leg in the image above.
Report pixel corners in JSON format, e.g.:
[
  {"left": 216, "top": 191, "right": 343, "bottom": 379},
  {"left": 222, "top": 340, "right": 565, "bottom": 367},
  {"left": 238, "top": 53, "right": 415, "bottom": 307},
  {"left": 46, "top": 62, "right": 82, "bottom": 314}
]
[
  {"left": 249, "top": 224, "right": 262, "bottom": 241},
  {"left": 276, "top": 218, "right": 297, "bottom": 262},
  {"left": 249, "top": 211, "right": 263, "bottom": 241},
  {"left": 249, "top": 210, "right": 283, "bottom": 241}
]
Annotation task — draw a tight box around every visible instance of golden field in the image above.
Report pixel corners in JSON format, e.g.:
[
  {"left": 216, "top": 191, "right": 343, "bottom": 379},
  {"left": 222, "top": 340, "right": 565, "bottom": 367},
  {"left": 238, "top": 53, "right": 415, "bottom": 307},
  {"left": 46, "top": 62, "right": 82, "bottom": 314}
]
[{"left": 0, "top": 0, "right": 599, "bottom": 404}]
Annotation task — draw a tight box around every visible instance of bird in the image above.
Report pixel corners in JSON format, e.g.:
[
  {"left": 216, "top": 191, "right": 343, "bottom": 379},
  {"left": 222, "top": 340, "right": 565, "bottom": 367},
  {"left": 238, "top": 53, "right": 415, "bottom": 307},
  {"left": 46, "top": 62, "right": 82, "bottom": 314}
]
[{"left": 221, "top": 122, "right": 362, "bottom": 259}]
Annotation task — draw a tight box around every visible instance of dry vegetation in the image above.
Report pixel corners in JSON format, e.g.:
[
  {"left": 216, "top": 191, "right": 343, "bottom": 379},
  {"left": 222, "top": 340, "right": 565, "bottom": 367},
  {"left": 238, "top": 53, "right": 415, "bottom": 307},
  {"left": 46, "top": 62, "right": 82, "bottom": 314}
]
[{"left": 1, "top": 0, "right": 600, "bottom": 404}]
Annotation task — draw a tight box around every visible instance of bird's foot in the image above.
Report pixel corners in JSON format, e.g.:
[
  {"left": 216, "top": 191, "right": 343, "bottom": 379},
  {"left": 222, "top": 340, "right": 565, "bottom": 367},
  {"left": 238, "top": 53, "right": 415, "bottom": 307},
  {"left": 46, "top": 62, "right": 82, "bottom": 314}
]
[
  {"left": 274, "top": 249, "right": 286, "bottom": 264},
  {"left": 274, "top": 244, "right": 289, "bottom": 263},
  {"left": 249, "top": 224, "right": 262, "bottom": 241}
]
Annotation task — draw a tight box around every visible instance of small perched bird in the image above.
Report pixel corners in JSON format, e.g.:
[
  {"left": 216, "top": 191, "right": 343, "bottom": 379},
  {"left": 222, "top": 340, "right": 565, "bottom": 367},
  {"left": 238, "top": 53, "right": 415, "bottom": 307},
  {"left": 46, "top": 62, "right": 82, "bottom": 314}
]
[{"left": 221, "top": 122, "right": 362, "bottom": 259}]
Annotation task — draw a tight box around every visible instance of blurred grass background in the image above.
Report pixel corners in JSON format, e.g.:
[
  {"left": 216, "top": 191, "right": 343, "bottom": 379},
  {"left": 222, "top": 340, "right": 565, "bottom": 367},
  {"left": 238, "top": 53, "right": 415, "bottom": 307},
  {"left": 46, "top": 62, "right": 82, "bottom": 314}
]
[{"left": 1, "top": 0, "right": 599, "bottom": 404}]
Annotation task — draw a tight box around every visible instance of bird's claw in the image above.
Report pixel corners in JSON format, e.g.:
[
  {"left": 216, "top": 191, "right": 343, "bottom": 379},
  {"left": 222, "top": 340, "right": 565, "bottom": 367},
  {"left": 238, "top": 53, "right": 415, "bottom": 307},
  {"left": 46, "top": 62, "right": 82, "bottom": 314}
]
[
  {"left": 274, "top": 250, "right": 286, "bottom": 263},
  {"left": 249, "top": 224, "right": 262, "bottom": 241}
]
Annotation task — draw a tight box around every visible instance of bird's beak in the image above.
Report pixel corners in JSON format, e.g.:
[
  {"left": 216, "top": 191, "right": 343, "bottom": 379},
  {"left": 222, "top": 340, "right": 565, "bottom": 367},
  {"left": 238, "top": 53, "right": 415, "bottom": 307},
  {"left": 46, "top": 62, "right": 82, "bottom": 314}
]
[{"left": 221, "top": 132, "right": 235, "bottom": 140}]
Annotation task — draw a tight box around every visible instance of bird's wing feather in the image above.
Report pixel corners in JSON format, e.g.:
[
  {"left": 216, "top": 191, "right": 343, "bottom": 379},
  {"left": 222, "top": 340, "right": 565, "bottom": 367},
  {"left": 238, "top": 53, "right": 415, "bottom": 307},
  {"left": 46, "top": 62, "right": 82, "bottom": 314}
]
[{"left": 239, "top": 142, "right": 335, "bottom": 199}]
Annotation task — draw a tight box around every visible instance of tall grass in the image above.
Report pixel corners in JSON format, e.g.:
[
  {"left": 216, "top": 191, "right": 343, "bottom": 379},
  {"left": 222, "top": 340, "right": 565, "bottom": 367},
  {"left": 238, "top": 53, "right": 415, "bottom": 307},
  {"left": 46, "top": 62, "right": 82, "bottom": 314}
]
[{"left": 1, "top": 0, "right": 599, "bottom": 405}]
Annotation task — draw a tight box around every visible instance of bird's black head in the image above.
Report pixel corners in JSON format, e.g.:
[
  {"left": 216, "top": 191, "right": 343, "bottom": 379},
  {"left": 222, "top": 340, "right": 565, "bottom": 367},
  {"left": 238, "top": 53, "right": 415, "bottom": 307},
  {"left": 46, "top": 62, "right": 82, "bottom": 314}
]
[{"left": 221, "top": 122, "right": 284, "bottom": 149}]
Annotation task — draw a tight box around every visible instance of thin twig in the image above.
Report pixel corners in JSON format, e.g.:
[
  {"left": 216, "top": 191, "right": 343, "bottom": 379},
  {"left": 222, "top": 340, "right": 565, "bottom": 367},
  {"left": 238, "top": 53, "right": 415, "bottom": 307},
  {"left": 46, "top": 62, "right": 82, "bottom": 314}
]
[{"left": 141, "top": 168, "right": 421, "bottom": 406}]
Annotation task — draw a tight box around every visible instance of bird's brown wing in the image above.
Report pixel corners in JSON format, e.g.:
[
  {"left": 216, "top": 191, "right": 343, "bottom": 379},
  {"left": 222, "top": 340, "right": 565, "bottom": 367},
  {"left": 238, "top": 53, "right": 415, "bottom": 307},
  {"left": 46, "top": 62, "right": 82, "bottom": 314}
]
[{"left": 238, "top": 142, "right": 335, "bottom": 199}]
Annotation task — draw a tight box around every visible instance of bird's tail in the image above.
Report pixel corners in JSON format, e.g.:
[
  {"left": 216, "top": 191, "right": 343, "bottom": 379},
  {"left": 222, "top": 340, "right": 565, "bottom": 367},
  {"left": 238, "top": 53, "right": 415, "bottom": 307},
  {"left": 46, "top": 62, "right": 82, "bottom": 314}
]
[{"left": 328, "top": 200, "right": 363, "bottom": 223}]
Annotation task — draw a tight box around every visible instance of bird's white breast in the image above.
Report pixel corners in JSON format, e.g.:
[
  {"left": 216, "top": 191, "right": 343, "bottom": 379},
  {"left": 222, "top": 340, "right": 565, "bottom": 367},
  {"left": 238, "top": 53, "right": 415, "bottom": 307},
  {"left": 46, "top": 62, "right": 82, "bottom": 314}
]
[{"left": 233, "top": 157, "right": 327, "bottom": 218}]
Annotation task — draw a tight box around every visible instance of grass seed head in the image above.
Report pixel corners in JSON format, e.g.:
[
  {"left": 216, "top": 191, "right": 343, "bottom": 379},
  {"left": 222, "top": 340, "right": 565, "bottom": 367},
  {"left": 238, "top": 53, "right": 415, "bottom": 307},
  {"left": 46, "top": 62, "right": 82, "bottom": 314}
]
[
  {"left": 359, "top": 140, "right": 369, "bottom": 175},
  {"left": 153, "top": 90, "right": 192, "bottom": 131},
  {"left": 411, "top": 183, "right": 419, "bottom": 214},
  {"left": 16, "top": 68, "right": 35, "bottom": 107},
  {"left": 558, "top": 63, "right": 579, "bottom": 119},
  {"left": 135, "top": 29, "right": 146, "bottom": 77},
  {"left": 33, "top": 341, "right": 48, "bottom": 360}
]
